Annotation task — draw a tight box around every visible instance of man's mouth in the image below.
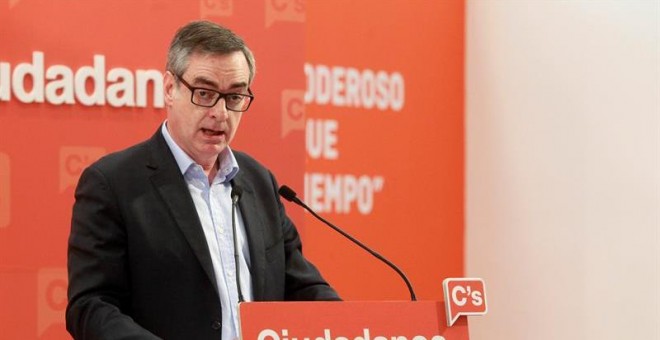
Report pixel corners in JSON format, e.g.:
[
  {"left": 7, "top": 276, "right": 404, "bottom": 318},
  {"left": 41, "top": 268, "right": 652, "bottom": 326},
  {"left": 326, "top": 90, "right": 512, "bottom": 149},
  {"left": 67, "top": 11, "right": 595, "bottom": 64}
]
[{"left": 201, "top": 128, "right": 224, "bottom": 136}]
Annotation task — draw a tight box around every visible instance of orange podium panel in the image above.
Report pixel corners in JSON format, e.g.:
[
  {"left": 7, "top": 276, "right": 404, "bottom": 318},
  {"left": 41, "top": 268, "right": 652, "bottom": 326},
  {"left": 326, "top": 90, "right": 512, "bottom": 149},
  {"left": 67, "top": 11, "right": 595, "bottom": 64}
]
[{"left": 239, "top": 301, "right": 469, "bottom": 340}]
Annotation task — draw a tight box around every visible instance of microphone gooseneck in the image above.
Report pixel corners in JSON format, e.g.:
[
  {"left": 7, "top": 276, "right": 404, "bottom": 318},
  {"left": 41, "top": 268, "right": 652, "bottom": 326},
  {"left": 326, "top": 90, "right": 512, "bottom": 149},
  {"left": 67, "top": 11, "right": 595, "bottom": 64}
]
[
  {"left": 231, "top": 185, "right": 244, "bottom": 303},
  {"left": 277, "top": 185, "right": 417, "bottom": 301}
]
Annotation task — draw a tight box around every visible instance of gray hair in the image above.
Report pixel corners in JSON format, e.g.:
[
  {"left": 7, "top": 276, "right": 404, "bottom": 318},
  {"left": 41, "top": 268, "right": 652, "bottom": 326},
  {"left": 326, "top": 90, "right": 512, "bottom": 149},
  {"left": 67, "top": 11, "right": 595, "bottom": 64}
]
[{"left": 166, "top": 20, "right": 256, "bottom": 84}]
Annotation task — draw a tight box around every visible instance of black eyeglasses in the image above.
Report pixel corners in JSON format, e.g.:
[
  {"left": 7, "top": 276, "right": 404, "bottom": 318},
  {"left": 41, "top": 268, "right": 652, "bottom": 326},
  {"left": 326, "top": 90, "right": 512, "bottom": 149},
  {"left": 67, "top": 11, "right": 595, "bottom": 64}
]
[{"left": 173, "top": 73, "right": 255, "bottom": 112}]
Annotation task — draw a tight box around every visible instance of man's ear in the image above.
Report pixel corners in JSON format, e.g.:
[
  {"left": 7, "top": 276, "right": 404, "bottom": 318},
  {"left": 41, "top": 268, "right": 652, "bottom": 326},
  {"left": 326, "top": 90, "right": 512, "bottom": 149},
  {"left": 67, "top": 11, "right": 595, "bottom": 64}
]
[{"left": 163, "top": 71, "right": 176, "bottom": 106}]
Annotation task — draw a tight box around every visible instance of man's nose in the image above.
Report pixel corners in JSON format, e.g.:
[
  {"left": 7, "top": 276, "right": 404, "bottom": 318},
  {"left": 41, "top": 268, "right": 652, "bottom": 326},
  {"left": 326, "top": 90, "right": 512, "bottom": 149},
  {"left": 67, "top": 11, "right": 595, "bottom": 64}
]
[{"left": 209, "top": 98, "right": 229, "bottom": 120}]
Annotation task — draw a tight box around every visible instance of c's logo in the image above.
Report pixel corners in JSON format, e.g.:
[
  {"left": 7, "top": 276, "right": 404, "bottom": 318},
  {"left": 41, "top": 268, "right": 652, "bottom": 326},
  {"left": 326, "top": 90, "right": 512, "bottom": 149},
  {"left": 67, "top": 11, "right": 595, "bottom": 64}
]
[
  {"left": 201, "top": 0, "right": 233, "bottom": 17},
  {"left": 265, "top": 0, "right": 305, "bottom": 28},
  {"left": 443, "top": 278, "right": 487, "bottom": 326},
  {"left": 281, "top": 89, "right": 305, "bottom": 138},
  {"left": 59, "top": 146, "right": 106, "bottom": 192},
  {"left": 37, "top": 268, "right": 67, "bottom": 337}
]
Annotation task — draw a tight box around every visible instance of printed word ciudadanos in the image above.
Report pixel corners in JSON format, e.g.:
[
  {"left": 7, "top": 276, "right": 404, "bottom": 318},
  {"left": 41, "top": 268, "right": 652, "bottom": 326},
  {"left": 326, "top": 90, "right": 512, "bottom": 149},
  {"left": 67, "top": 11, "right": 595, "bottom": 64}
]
[{"left": 0, "top": 51, "right": 164, "bottom": 108}]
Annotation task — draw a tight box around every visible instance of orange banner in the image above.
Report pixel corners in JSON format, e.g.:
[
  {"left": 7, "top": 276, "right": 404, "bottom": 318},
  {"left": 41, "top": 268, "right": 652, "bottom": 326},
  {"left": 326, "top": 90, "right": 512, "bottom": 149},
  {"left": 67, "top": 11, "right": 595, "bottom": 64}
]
[
  {"left": 303, "top": 1, "right": 465, "bottom": 301},
  {"left": 0, "top": 0, "right": 464, "bottom": 338}
]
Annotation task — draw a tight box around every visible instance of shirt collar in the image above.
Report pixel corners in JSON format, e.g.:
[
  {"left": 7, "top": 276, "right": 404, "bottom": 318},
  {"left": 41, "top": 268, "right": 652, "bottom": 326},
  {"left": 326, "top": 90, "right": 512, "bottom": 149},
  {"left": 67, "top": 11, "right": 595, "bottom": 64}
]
[{"left": 161, "top": 121, "right": 239, "bottom": 183}]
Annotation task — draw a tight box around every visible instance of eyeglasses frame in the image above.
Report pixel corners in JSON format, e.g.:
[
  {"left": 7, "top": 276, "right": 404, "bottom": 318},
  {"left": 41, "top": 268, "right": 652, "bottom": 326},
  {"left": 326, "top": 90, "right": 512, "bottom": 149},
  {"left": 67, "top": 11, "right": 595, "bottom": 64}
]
[{"left": 171, "top": 72, "right": 255, "bottom": 112}]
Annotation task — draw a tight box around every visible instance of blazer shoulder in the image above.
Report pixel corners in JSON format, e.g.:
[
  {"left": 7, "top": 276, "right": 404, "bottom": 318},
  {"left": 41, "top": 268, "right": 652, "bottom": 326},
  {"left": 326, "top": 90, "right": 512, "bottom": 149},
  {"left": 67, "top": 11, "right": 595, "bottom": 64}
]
[
  {"left": 92, "top": 138, "right": 152, "bottom": 174},
  {"left": 85, "top": 130, "right": 167, "bottom": 183}
]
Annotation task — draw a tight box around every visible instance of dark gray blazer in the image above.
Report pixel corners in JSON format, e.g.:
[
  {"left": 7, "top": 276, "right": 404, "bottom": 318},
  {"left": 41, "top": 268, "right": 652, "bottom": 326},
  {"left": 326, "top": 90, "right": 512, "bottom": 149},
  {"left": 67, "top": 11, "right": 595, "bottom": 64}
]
[{"left": 66, "top": 129, "right": 339, "bottom": 339}]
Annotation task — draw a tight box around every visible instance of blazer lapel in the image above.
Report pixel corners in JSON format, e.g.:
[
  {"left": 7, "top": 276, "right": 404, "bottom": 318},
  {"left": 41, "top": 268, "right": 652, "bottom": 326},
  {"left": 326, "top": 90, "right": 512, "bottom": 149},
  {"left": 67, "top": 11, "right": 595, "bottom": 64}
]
[
  {"left": 231, "top": 175, "right": 266, "bottom": 300},
  {"left": 146, "top": 130, "right": 219, "bottom": 296}
]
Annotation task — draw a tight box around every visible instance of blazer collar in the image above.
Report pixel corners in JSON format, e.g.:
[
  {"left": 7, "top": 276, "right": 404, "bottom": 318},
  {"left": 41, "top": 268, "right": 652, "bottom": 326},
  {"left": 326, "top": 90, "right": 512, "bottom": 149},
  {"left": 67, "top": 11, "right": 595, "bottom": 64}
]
[
  {"left": 145, "top": 128, "right": 269, "bottom": 301},
  {"left": 146, "top": 129, "right": 220, "bottom": 296}
]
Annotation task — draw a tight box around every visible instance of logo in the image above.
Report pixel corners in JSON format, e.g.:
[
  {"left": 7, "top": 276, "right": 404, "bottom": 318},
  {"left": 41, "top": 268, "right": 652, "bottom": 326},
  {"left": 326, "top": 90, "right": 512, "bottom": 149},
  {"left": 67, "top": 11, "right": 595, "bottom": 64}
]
[
  {"left": 9, "top": 0, "right": 22, "bottom": 10},
  {"left": 442, "top": 278, "right": 487, "bottom": 326},
  {"left": 281, "top": 89, "right": 305, "bottom": 138},
  {"left": 0, "top": 153, "right": 9, "bottom": 228},
  {"left": 59, "top": 146, "right": 106, "bottom": 192},
  {"left": 37, "top": 267, "right": 67, "bottom": 337},
  {"left": 265, "top": 0, "right": 305, "bottom": 28},
  {"left": 200, "top": 0, "right": 233, "bottom": 17}
]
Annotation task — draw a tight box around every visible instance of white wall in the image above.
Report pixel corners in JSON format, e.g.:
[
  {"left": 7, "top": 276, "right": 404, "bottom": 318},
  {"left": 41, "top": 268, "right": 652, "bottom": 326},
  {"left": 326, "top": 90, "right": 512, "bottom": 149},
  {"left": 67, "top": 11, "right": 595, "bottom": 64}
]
[{"left": 465, "top": 1, "right": 659, "bottom": 339}]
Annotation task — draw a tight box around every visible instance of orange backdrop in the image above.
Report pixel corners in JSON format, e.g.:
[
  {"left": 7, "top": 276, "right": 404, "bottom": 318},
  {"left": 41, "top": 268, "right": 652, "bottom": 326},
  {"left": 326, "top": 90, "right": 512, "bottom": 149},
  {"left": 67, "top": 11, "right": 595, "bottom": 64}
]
[
  {"left": 0, "top": 0, "right": 464, "bottom": 338},
  {"left": 303, "top": 0, "right": 465, "bottom": 301}
]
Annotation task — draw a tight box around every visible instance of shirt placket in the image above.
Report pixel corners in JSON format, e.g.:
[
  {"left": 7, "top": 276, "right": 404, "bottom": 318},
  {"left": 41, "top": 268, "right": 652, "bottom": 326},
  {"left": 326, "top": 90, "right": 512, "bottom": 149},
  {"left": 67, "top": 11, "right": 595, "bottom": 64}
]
[{"left": 210, "top": 180, "right": 240, "bottom": 334}]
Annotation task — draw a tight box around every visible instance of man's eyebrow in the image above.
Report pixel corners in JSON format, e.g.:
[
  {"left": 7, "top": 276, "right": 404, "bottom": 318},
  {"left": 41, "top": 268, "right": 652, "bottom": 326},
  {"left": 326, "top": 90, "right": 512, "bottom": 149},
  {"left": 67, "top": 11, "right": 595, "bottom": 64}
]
[
  {"left": 191, "top": 77, "right": 248, "bottom": 91},
  {"left": 227, "top": 82, "right": 249, "bottom": 90}
]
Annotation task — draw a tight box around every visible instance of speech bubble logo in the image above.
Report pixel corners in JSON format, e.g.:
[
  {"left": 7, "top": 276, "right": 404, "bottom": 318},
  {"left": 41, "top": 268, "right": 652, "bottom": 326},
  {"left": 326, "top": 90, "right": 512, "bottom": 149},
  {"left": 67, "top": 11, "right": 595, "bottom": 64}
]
[
  {"left": 37, "top": 267, "right": 67, "bottom": 337},
  {"left": 281, "top": 89, "right": 305, "bottom": 138},
  {"left": 265, "top": 0, "right": 305, "bottom": 28},
  {"left": 200, "top": 0, "right": 233, "bottom": 18},
  {"left": 59, "top": 146, "right": 106, "bottom": 192},
  {"left": 9, "top": 0, "right": 23, "bottom": 10},
  {"left": 0, "top": 153, "right": 9, "bottom": 228},
  {"left": 443, "top": 278, "right": 487, "bottom": 327}
]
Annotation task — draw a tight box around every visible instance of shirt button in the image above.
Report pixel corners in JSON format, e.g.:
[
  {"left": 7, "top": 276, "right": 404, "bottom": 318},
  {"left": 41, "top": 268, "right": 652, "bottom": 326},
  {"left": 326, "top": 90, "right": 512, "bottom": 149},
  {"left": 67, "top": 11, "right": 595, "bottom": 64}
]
[{"left": 211, "top": 320, "right": 222, "bottom": 330}]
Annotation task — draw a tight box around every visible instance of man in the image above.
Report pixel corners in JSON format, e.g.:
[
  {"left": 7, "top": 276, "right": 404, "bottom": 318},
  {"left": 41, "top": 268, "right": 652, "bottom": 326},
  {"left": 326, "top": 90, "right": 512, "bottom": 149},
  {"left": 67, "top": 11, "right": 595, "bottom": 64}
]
[{"left": 66, "top": 21, "right": 339, "bottom": 340}]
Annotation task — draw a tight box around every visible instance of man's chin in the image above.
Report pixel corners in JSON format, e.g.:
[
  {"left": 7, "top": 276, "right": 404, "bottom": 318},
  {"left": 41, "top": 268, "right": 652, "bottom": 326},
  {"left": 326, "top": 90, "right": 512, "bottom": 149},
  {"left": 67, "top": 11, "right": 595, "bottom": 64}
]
[{"left": 204, "top": 144, "right": 228, "bottom": 156}]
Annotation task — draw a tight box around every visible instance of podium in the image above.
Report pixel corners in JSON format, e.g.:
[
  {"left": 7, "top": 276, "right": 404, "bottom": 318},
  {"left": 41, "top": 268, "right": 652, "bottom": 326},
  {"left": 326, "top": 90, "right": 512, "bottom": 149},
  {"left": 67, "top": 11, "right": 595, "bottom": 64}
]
[{"left": 239, "top": 301, "right": 469, "bottom": 340}]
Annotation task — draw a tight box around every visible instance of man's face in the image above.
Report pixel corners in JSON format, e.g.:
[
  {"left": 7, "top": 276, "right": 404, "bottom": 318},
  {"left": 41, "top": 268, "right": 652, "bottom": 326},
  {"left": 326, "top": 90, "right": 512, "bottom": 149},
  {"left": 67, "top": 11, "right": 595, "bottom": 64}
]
[{"left": 164, "top": 51, "right": 250, "bottom": 167}]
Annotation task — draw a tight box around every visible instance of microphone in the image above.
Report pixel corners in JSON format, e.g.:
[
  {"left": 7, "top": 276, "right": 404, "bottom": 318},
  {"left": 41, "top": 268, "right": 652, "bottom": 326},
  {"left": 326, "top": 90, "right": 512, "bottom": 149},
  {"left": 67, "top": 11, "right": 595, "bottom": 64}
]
[
  {"left": 231, "top": 185, "right": 244, "bottom": 303},
  {"left": 278, "top": 185, "right": 417, "bottom": 301}
]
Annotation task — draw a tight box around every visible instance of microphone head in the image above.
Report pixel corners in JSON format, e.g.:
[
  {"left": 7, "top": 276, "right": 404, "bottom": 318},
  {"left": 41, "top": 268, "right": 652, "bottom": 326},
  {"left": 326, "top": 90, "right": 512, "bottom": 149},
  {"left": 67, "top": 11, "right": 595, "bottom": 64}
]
[
  {"left": 278, "top": 185, "right": 297, "bottom": 202},
  {"left": 231, "top": 185, "right": 243, "bottom": 202}
]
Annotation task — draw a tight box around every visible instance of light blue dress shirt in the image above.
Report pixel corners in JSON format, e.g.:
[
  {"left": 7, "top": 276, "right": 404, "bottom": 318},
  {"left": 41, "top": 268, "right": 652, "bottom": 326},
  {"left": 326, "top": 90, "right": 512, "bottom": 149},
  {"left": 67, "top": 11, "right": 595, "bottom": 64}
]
[{"left": 161, "top": 122, "right": 253, "bottom": 340}]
